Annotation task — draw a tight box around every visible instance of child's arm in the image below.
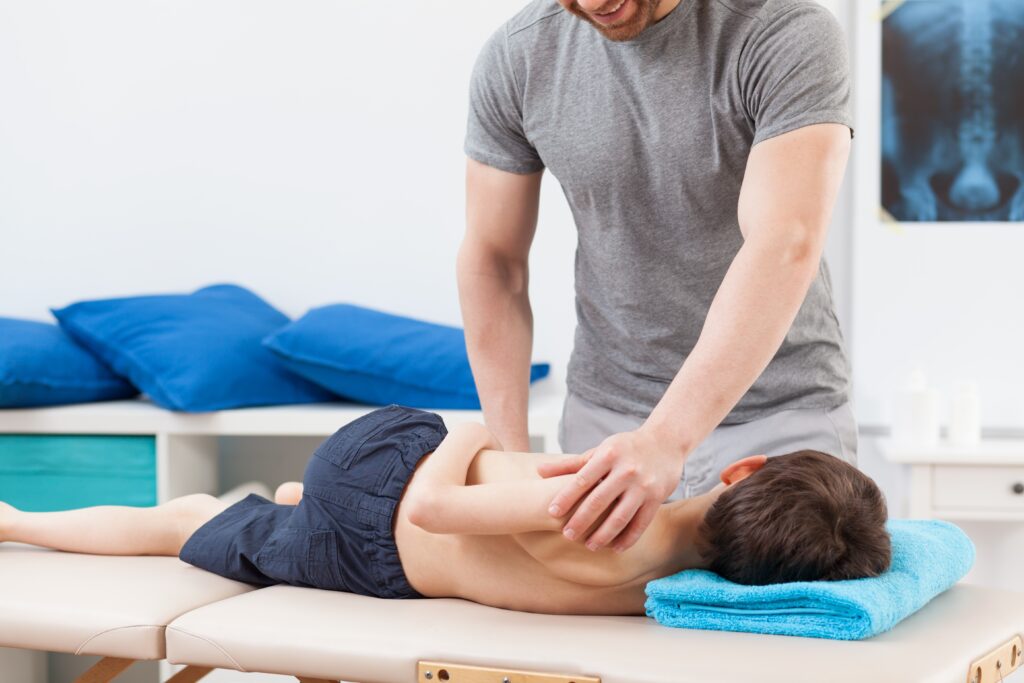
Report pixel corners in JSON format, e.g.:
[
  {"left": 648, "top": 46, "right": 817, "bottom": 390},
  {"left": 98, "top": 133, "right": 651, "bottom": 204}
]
[
  {"left": 412, "top": 421, "right": 501, "bottom": 487},
  {"left": 404, "top": 422, "right": 575, "bottom": 535}
]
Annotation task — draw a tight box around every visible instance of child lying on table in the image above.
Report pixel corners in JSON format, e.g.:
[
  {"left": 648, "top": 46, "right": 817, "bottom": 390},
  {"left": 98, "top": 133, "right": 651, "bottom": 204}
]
[{"left": 0, "top": 405, "right": 891, "bottom": 615}]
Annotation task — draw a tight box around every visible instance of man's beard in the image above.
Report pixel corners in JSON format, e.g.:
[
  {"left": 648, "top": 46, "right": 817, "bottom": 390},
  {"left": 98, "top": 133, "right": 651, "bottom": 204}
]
[{"left": 566, "top": 0, "right": 660, "bottom": 42}]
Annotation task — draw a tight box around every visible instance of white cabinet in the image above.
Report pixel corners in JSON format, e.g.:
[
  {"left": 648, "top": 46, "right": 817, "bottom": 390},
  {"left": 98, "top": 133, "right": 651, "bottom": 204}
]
[{"left": 878, "top": 439, "right": 1024, "bottom": 521}]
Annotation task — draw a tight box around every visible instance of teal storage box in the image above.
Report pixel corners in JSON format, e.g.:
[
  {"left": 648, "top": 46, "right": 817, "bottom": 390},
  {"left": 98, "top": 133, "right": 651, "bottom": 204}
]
[{"left": 0, "top": 435, "right": 156, "bottom": 511}]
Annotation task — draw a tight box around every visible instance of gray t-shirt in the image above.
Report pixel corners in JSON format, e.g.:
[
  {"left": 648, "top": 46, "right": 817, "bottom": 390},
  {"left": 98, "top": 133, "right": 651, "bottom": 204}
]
[{"left": 465, "top": 0, "right": 854, "bottom": 423}]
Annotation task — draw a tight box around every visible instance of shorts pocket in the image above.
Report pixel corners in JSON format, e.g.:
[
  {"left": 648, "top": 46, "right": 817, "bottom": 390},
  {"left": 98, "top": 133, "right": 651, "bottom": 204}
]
[
  {"left": 305, "top": 529, "right": 342, "bottom": 589},
  {"left": 255, "top": 527, "right": 342, "bottom": 590}
]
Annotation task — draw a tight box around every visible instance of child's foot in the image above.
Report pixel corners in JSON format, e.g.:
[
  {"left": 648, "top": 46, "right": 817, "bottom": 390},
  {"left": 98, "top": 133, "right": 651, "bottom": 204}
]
[{"left": 0, "top": 501, "right": 15, "bottom": 542}]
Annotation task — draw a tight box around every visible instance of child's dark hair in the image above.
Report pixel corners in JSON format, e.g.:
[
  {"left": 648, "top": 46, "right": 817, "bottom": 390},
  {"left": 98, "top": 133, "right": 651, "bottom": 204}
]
[{"left": 697, "top": 450, "right": 891, "bottom": 585}]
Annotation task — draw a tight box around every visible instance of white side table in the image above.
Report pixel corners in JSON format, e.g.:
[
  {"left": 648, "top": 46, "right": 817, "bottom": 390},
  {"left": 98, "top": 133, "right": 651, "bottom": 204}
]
[{"left": 877, "top": 439, "right": 1024, "bottom": 521}]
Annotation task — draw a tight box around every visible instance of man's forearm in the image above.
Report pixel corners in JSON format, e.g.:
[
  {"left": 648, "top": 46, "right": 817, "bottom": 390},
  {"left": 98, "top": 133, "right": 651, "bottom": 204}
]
[
  {"left": 457, "top": 244, "right": 534, "bottom": 451},
  {"left": 645, "top": 124, "right": 848, "bottom": 459},
  {"left": 644, "top": 230, "right": 823, "bottom": 457}
]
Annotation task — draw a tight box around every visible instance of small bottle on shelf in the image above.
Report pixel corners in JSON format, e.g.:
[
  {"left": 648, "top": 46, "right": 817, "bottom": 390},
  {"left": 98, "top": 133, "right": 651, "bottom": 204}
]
[
  {"left": 947, "top": 381, "right": 981, "bottom": 448},
  {"left": 892, "top": 369, "right": 940, "bottom": 449}
]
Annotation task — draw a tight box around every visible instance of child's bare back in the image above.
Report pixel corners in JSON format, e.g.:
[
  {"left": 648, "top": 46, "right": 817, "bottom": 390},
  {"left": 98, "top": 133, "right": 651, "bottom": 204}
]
[{"left": 393, "top": 446, "right": 705, "bottom": 615}]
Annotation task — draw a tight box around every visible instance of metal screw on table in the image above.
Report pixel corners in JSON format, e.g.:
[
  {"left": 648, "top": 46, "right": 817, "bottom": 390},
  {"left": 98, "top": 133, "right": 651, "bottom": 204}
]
[
  {"left": 424, "top": 672, "right": 433, "bottom": 680},
  {"left": 1012, "top": 482, "right": 1024, "bottom": 495},
  {"left": 503, "top": 678, "right": 511, "bottom": 683}
]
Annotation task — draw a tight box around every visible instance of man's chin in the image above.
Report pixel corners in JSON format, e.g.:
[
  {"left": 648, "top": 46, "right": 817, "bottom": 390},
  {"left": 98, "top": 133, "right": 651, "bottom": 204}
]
[
  {"left": 569, "top": 0, "right": 654, "bottom": 42},
  {"left": 595, "top": 23, "right": 648, "bottom": 42}
]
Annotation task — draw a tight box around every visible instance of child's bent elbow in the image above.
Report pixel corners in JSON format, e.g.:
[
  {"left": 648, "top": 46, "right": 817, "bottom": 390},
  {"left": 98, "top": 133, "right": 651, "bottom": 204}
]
[{"left": 404, "top": 491, "right": 439, "bottom": 531}]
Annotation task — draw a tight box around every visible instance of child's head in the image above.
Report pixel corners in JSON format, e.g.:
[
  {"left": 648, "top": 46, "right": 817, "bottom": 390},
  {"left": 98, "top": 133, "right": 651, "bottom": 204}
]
[{"left": 696, "top": 450, "right": 891, "bottom": 585}]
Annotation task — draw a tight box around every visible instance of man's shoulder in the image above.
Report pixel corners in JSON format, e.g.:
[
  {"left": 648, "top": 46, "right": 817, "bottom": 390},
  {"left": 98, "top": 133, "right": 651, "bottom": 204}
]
[{"left": 501, "top": 0, "right": 568, "bottom": 41}]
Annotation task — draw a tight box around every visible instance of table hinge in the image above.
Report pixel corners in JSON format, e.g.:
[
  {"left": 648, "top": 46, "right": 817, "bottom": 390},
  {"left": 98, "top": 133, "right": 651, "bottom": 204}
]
[
  {"left": 968, "top": 634, "right": 1022, "bottom": 683},
  {"left": 417, "top": 661, "right": 600, "bottom": 683}
]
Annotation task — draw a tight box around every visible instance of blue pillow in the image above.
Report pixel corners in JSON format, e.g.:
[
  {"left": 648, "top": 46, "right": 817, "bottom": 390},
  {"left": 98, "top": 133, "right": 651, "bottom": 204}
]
[
  {"left": 263, "top": 304, "right": 550, "bottom": 409},
  {"left": 0, "top": 317, "right": 138, "bottom": 408},
  {"left": 51, "top": 284, "right": 335, "bottom": 412}
]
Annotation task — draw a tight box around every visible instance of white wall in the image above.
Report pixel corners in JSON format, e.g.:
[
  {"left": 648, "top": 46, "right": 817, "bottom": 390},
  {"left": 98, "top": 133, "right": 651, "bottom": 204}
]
[
  {"left": 0, "top": 0, "right": 579, "bottom": 374},
  {"left": 0, "top": 1, "right": 855, "bottom": 382}
]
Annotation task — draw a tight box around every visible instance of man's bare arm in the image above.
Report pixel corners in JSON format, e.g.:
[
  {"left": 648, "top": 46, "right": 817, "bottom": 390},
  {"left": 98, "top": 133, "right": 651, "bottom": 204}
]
[
  {"left": 458, "top": 159, "right": 543, "bottom": 452},
  {"left": 644, "top": 123, "right": 851, "bottom": 455},
  {"left": 543, "top": 123, "right": 852, "bottom": 551}
]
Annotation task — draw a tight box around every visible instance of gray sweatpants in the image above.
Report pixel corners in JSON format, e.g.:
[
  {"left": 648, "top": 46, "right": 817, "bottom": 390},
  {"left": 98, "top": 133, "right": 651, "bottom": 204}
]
[{"left": 558, "top": 392, "right": 858, "bottom": 500}]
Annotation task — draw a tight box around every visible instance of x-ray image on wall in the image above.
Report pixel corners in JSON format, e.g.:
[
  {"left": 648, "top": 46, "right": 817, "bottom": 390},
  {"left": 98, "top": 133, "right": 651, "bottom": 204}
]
[{"left": 881, "top": 0, "right": 1024, "bottom": 222}]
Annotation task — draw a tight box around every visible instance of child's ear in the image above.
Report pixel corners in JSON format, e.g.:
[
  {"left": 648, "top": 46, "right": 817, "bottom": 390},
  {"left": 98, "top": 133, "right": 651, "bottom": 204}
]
[{"left": 720, "top": 455, "right": 769, "bottom": 485}]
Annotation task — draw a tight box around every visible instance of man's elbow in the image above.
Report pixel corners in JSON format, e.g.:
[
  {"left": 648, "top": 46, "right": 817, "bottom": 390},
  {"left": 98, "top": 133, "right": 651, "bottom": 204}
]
[
  {"left": 456, "top": 240, "right": 529, "bottom": 296},
  {"left": 746, "top": 220, "right": 825, "bottom": 270},
  {"left": 780, "top": 230, "right": 821, "bottom": 267}
]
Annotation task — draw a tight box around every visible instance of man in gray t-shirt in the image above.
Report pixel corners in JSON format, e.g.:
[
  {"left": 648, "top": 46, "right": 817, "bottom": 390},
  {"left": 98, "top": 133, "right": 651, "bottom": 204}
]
[{"left": 458, "top": 0, "right": 855, "bottom": 552}]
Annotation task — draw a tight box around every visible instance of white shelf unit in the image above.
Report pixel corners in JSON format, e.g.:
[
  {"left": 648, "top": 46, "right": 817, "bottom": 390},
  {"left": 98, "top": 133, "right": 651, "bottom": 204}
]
[{"left": 0, "top": 382, "right": 565, "bottom": 504}]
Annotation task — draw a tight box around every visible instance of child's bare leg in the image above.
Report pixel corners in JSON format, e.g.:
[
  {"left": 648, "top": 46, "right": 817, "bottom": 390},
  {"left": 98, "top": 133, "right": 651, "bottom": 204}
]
[
  {"left": 274, "top": 482, "right": 303, "bottom": 505},
  {"left": 0, "top": 494, "right": 227, "bottom": 556}
]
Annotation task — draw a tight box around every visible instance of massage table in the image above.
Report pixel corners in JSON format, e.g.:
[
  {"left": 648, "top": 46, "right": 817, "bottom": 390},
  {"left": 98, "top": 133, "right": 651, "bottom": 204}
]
[
  {"left": 1, "top": 543, "right": 1022, "bottom": 683},
  {"left": 0, "top": 543, "right": 254, "bottom": 681}
]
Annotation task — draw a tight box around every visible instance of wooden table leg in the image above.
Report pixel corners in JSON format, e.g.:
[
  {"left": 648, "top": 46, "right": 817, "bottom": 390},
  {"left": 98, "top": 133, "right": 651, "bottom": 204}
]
[
  {"left": 74, "top": 657, "right": 135, "bottom": 683},
  {"left": 165, "top": 665, "right": 214, "bottom": 683}
]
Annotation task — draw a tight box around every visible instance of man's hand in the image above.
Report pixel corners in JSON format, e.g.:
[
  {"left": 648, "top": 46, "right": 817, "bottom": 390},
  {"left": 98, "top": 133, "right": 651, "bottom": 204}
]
[{"left": 537, "top": 428, "right": 685, "bottom": 552}]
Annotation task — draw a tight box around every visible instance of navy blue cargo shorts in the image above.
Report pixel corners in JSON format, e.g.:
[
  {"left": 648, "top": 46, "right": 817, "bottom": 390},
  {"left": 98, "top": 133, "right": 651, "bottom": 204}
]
[{"left": 179, "top": 405, "right": 447, "bottom": 598}]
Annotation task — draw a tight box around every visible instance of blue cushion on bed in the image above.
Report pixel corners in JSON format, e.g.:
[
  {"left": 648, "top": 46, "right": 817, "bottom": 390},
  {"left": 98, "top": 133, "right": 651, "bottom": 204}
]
[
  {"left": 263, "top": 304, "right": 550, "bottom": 409},
  {"left": 51, "top": 284, "right": 335, "bottom": 412},
  {"left": 0, "top": 317, "right": 138, "bottom": 407}
]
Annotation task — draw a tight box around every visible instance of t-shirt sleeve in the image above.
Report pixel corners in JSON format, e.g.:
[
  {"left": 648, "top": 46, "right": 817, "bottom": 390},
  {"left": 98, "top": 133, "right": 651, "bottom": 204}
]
[
  {"left": 464, "top": 26, "right": 545, "bottom": 175},
  {"left": 740, "top": 3, "right": 854, "bottom": 147}
]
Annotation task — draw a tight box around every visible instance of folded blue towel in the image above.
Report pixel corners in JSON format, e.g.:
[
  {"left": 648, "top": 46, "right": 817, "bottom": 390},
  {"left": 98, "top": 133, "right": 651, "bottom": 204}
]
[{"left": 644, "top": 519, "right": 974, "bottom": 640}]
